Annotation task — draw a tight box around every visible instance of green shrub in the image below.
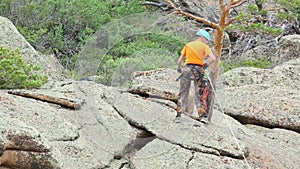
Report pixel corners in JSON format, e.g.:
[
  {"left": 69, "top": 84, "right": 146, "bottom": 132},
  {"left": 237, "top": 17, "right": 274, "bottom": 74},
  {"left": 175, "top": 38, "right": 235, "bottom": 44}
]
[
  {"left": 96, "top": 33, "right": 184, "bottom": 86},
  {"left": 0, "top": 47, "right": 48, "bottom": 89},
  {"left": 279, "top": 0, "right": 300, "bottom": 22},
  {"left": 107, "top": 33, "right": 183, "bottom": 58},
  {"left": 221, "top": 58, "right": 272, "bottom": 72},
  {"left": 95, "top": 50, "right": 171, "bottom": 87}
]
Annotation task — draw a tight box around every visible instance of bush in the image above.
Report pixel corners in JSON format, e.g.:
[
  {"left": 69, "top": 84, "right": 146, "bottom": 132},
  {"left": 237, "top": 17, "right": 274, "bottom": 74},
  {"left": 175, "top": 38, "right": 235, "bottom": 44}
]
[
  {"left": 110, "top": 48, "right": 178, "bottom": 87},
  {"left": 0, "top": 47, "right": 48, "bottom": 89},
  {"left": 221, "top": 58, "right": 272, "bottom": 72},
  {"left": 279, "top": 0, "right": 300, "bottom": 22},
  {"left": 96, "top": 33, "right": 184, "bottom": 86}
]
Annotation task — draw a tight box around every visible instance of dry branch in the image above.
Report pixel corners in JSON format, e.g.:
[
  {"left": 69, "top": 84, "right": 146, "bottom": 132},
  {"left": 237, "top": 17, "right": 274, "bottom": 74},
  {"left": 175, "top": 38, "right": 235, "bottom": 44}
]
[
  {"left": 225, "top": 18, "right": 236, "bottom": 26},
  {"left": 143, "top": 1, "right": 170, "bottom": 10},
  {"left": 163, "top": 0, "right": 219, "bottom": 29},
  {"left": 8, "top": 90, "right": 82, "bottom": 109},
  {"left": 229, "top": 0, "right": 246, "bottom": 8}
]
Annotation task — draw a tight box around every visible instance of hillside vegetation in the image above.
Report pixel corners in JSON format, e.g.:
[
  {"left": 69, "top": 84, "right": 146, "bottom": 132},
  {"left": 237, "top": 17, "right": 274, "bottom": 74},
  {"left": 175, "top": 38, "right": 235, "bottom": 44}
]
[
  {"left": 0, "top": 0, "right": 186, "bottom": 86},
  {"left": 0, "top": 0, "right": 299, "bottom": 87}
]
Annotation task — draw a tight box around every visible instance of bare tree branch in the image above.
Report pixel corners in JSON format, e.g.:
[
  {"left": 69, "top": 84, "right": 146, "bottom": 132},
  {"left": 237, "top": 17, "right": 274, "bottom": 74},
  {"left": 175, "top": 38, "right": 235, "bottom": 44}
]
[
  {"left": 265, "top": 7, "right": 289, "bottom": 13},
  {"left": 225, "top": 18, "right": 236, "bottom": 26},
  {"left": 143, "top": 1, "right": 170, "bottom": 10},
  {"left": 175, "top": 10, "right": 220, "bottom": 30},
  {"left": 143, "top": 2, "right": 163, "bottom": 8},
  {"left": 164, "top": 0, "right": 177, "bottom": 9},
  {"left": 230, "top": 0, "right": 242, "bottom": 6},
  {"left": 229, "top": 0, "right": 247, "bottom": 9},
  {"left": 219, "top": 0, "right": 226, "bottom": 10},
  {"left": 163, "top": 0, "right": 220, "bottom": 30},
  {"left": 221, "top": 0, "right": 246, "bottom": 27}
]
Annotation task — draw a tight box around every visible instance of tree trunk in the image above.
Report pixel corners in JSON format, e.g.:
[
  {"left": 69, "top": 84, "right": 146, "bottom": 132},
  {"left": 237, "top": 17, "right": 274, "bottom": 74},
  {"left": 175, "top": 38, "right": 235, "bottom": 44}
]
[
  {"left": 207, "top": 29, "right": 224, "bottom": 121},
  {"left": 8, "top": 90, "right": 82, "bottom": 109}
]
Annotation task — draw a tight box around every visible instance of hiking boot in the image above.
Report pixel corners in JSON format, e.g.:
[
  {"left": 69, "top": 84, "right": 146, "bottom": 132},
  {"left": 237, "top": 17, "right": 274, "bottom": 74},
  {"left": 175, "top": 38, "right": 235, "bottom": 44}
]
[
  {"left": 200, "top": 117, "right": 210, "bottom": 124},
  {"left": 174, "top": 112, "right": 182, "bottom": 123},
  {"left": 174, "top": 116, "right": 181, "bottom": 123}
]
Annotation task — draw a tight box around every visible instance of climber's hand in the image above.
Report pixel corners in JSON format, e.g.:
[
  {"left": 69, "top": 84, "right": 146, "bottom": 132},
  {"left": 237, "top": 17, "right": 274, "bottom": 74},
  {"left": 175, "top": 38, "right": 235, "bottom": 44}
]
[{"left": 177, "top": 67, "right": 182, "bottom": 73}]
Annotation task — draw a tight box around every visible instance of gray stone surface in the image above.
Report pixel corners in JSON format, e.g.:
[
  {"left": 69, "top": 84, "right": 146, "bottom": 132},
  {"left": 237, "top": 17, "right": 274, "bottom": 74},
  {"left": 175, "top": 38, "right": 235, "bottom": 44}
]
[
  {"left": 1, "top": 77, "right": 300, "bottom": 168},
  {"left": 0, "top": 111, "right": 62, "bottom": 169},
  {"left": 113, "top": 92, "right": 250, "bottom": 159},
  {"left": 219, "top": 58, "right": 300, "bottom": 132},
  {"left": 132, "top": 139, "right": 193, "bottom": 169},
  {"left": 0, "top": 81, "right": 136, "bottom": 169},
  {"left": 127, "top": 63, "right": 300, "bottom": 168},
  {"left": 130, "top": 68, "right": 180, "bottom": 102},
  {"left": 245, "top": 125, "right": 300, "bottom": 169},
  {"left": 273, "top": 35, "right": 300, "bottom": 64},
  {"left": 238, "top": 45, "right": 275, "bottom": 64}
]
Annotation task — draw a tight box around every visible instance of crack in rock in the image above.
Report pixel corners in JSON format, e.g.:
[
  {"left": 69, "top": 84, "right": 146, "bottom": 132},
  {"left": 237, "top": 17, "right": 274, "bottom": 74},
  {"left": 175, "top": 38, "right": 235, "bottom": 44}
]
[
  {"left": 186, "top": 151, "right": 195, "bottom": 169},
  {"left": 113, "top": 103, "right": 250, "bottom": 161},
  {"left": 113, "top": 129, "right": 156, "bottom": 160},
  {"left": 229, "top": 113, "right": 300, "bottom": 134}
]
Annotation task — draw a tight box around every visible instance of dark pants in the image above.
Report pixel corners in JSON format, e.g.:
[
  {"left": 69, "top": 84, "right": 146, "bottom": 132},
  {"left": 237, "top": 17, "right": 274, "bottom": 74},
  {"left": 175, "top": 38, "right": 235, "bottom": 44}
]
[{"left": 177, "top": 64, "right": 209, "bottom": 118}]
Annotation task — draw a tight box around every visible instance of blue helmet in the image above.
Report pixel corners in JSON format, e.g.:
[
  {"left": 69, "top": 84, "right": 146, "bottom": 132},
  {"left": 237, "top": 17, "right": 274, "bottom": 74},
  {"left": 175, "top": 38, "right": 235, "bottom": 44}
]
[{"left": 196, "top": 29, "right": 210, "bottom": 41}]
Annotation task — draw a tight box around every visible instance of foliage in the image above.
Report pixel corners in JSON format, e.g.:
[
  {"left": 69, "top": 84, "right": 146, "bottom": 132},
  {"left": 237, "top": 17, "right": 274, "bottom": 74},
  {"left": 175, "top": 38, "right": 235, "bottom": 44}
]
[
  {"left": 221, "top": 58, "right": 272, "bottom": 72},
  {"left": 1, "top": 0, "right": 294, "bottom": 88},
  {"left": 107, "top": 33, "right": 183, "bottom": 58},
  {"left": 16, "top": 26, "right": 48, "bottom": 46},
  {"left": 0, "top": 0, "right": 144, "bottom": 68},
  {"left": 278, "top": 0, "right": 300, "bottom": 22},
  {"left": 228, "top": 4, "right": 282, "bottom": 36},
  {"left": 229, "top": 0, "right": 300, "bottom": 35},
  {"left": 228, "top": 22, "right": 282, "bottom": 36},
  {"left": 97, "top": 33, "right": 184, "bottom": 86},
  {"left": 0, "top": 47, "right": 48, "bottom": 89},
  {"left": 101, "top": 48, "right": 178, "bottom": 87},
  {"left": 0, "top": 0, "right": 12, "bottom": 11}
]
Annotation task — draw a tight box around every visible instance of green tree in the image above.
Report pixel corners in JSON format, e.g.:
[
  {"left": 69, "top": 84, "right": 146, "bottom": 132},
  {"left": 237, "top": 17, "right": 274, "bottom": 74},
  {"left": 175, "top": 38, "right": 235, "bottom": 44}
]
[{"left": 0, "top": 47, "right": 48, "bottom": 89}]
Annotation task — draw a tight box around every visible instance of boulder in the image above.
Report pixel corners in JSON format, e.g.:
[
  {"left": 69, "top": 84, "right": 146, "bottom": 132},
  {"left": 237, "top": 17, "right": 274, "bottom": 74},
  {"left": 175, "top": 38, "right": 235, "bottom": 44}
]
[
  {"left": 219, "top": 58, "right": 300, "bottom": 132},
  {"left": 113, "top": 92, "right": 250, "bottom": 159},
  {"left": 131, "top": 139, "right": 246, "bottom": 169},
  {"left": 273, "top": 35, "right": 300, "bottom": 64},
  {"left": 0, "top": 111, "right": 61, "bottom": 169},
  {"left": 130, "top": 68, "right": 180, "bottom": 102},
  {"left": 238, "top": 45, "right": 274, "bottom": 63},
  {"left": 127, "top": 67, "right": 299, "bottom": 168}
]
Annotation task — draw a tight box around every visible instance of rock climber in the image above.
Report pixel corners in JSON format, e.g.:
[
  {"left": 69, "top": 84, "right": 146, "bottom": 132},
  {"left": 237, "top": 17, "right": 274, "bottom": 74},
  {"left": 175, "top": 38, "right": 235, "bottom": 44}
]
[{"left": 175, "top": 29, "right": 216, "bottom": 124}]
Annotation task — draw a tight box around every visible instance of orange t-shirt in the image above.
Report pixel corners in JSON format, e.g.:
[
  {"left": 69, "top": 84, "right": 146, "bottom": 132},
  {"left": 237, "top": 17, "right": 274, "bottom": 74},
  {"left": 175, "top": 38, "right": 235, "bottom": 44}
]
[{"left": 181, "top": 40, "right": 212, "bottom": 66}]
